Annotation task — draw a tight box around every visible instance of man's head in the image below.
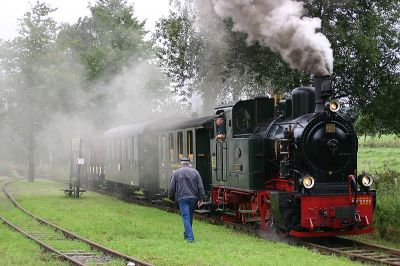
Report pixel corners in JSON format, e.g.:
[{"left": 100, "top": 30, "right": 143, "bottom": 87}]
[
  {"left": 215, "top": 113, "right": 224, "bottom": 126},
  {"left": 180, "top": 157, "right": 192, "bottom": 167}
]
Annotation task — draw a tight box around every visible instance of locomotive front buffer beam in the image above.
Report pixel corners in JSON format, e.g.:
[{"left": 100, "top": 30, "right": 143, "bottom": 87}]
[{"left": 270, "top": 191, "right": 376, "bottom": 237}]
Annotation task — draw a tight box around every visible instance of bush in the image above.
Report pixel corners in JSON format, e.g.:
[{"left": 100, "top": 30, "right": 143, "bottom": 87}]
[{"left": 373, "top": 169, "right": 400, "bottom": 240}]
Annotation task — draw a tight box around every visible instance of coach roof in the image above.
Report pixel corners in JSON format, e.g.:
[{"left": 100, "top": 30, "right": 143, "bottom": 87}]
[
  {"left": 144, "top": 116, "right": 214, "bottom": 133},
  {"left": 103, "top": 115, "right": 214, "bottom": 138},
  {"left": 102, "top": 121, "right": 152, "bottom": 138}
]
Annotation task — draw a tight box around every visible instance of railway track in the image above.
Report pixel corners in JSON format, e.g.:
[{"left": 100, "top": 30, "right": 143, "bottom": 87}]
[
  {"left": 45, "top": 177, "right": 400, "bottom": 265},
  {"left": 302, "top": 237, "right": 400, "bottom": 265},
  {"left": 0, "top": 178, "right": 152, "bottom": 266}
]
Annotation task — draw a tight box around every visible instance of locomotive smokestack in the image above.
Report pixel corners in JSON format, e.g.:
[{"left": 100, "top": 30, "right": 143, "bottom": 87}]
[{"left": 314, "top": 75, "right": 332, "bottom": 113}]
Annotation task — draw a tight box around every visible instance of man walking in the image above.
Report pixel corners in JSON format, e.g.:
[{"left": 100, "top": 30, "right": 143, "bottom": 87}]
[{"left": 168, "top": 157, "right": 205, "bottom": 242}]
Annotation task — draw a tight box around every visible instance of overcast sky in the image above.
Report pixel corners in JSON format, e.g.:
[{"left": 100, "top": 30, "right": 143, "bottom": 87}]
[{"left": 0, "top": 0, "right": 170, "bottom": 41}]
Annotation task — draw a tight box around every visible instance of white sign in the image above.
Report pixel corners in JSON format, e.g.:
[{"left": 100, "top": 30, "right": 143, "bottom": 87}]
[{"left": 77, "top": 158, "right": 85, "bottom": 165}]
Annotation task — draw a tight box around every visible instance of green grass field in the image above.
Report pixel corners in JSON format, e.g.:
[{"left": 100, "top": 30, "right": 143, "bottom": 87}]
[
  {"left": 358, "top": 135, "right": 400, "bottom": 173},
  {"left": 356, "top": 135, "right": 400, "bottom": 243},
  {"left": 358, "top": 147, "right": 400, "bottom": 173},
  {"left": 358, "top": 135, "right": 400, "bottom": 148},
  {"left": 4, "top": 179, "right": 359, "bottom": 266}
]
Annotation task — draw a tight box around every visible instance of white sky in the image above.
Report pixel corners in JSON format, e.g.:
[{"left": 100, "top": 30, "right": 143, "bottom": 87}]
[{"left": 0, "top": 0, "right": 170, "bottom": 41}]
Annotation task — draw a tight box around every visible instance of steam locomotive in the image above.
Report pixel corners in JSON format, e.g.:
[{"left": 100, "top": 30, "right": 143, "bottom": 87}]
[{"left": 71, "top": 75, "right": 376, "bottom": 237}]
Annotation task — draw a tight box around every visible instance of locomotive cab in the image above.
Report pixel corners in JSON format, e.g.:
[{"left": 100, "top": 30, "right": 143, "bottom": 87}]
[
  {"left": 211, "top": 97, "right": 275, "bottom": 189},
  {"left": 211, "top": 96, "right": 278, "bottom": 225}
]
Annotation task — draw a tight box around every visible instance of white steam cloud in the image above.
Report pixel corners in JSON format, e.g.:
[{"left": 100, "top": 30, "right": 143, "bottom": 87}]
[{"left": 212, "top": 0, "right": 334, "bottom": 75}]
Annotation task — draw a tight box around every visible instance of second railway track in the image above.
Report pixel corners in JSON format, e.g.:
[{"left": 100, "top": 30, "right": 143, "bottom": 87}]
[{"left": 0, "top": 178, "right": 152, "bottom": 266}]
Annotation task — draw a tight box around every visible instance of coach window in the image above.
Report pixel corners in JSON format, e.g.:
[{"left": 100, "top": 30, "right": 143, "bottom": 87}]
[
  {"left": 121, "top": 137, "right": 125, "bottom": 161},
  {"left": 161, "top": 135, "right": 166, "bottom": 162},
  {"left": 133, "top": 137, "right": 138, "bottom": 160},
  {"left": 127, "top": 137, "right": 132, "bottom": 161},
  {"left": 114, "top": 138, "right": 118, "bottom": 161},
  {"left": 106, "top": 140, "right": 110, "bottom": 161},
  {"left": 120, "top": 138, "right": 123, "bottom": 161},
  {"left": 177, "top": 131, "right": 183, "bottom": 161},
  {"left": 108, "top": 139, "right": 111, "bottom": 161},
  {"left": 112, "top": 139, "right": 116, "bottom": 161},
  {"left": 116, "top": 138, "right": 121, "bottom": 161},
  {"left": 168, "top": 133, "right": 174, "bottom": 162},
  {"left": 187, "top": 130, "right": 193, "bottom": 162}
]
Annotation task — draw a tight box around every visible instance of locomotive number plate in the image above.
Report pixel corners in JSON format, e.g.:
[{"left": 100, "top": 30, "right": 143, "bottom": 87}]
[{"left": 326, "top": 123, "right": 336, "bottom": 133}]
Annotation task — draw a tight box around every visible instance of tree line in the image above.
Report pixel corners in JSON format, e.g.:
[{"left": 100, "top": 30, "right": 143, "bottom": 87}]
[{"left": 0, "top": 0, "right": 399, "bottom": 180}]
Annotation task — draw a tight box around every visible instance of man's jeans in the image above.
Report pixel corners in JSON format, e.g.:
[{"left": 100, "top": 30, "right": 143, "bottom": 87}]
[{"left": 179, "top": 198, "right": 197, "bottom": 241}]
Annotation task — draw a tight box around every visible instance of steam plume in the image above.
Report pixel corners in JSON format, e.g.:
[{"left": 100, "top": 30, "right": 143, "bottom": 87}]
[{"left": 212, "top": 0, "right": 333, "bottom": 75}]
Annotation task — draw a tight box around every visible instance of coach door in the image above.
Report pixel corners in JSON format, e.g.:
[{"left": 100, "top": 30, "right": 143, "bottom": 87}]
[{"left": 195, "top": 128, "right": 212, "bottom": 190}]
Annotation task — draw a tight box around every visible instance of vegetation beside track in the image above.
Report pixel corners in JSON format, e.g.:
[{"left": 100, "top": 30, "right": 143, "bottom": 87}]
[
  {"left": 355, "top": 135, "right": 400, "bottom": 243},
  {"left": 358, "top": 135, "right": 400, "bottom": 173},
  {"left": 8, "top": 179, "right": 359, "bottom": 266},
  {"left": 0, "top": 177, "right": 68, "bottom": 266}
]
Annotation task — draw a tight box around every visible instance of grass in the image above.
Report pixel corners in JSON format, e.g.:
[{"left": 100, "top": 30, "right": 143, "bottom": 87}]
[
  {"left": 7, "top": 179, "right": 359, "bottom": 266},
  {"left": 356, "top": 135, "right": 400, "bottom": 244},
  {"left": 358, "top": 134, "right": 400, "bottom": 148},
  {"left": 357, "top": 134, "right": 400, "bottom": 173},
  {"left": 358, "top": 147, "right": 400, "bottom": 173}
]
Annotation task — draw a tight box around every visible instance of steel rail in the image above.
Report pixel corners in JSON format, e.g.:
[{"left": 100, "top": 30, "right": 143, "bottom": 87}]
[
  {"left": 301, "top": 237, "right": 400, "bottom": 265},
  {"left": 2, "top": 179, "right": 152, "bottom": 266},
  {"left": 0, "top": 214, "right": 85, "bottom": 266}
]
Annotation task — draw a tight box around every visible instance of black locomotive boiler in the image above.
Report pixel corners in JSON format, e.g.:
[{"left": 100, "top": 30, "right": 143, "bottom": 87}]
[{"left": 72, "top": 75, "right": 376, "bottom": 237}]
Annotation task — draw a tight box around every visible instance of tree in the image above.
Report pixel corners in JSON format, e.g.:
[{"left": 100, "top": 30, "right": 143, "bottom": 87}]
[
  {"left": 5, "top": 1, "right": 58, "bottom": 181},
  {"left": 304, "top": 0, "right": 400, "bottom": 134},
  {"left": 56, "top": 0, "right": 152, "bottom": 128},
  {"left": 153, "top": 4, "right": 203, "bottom": 109},
  {"left": 59, "top": 0, "right": 149, "bottom": 84}
]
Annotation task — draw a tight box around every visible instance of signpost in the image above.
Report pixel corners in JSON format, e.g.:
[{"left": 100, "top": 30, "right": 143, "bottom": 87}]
[{"left": 65, "top": 139, "right": 87, "bottom": 198}]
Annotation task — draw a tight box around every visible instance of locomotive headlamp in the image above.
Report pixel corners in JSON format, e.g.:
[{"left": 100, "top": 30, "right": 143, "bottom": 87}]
[
  {"left": 359, "top": 175, "right": 373, "bottom": 187},
  {"left": 328, "top": 100, "right": 341, "bottom": 112},
  {"left": 302, "top": 175, "right": 315, "bottom": 189}
]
